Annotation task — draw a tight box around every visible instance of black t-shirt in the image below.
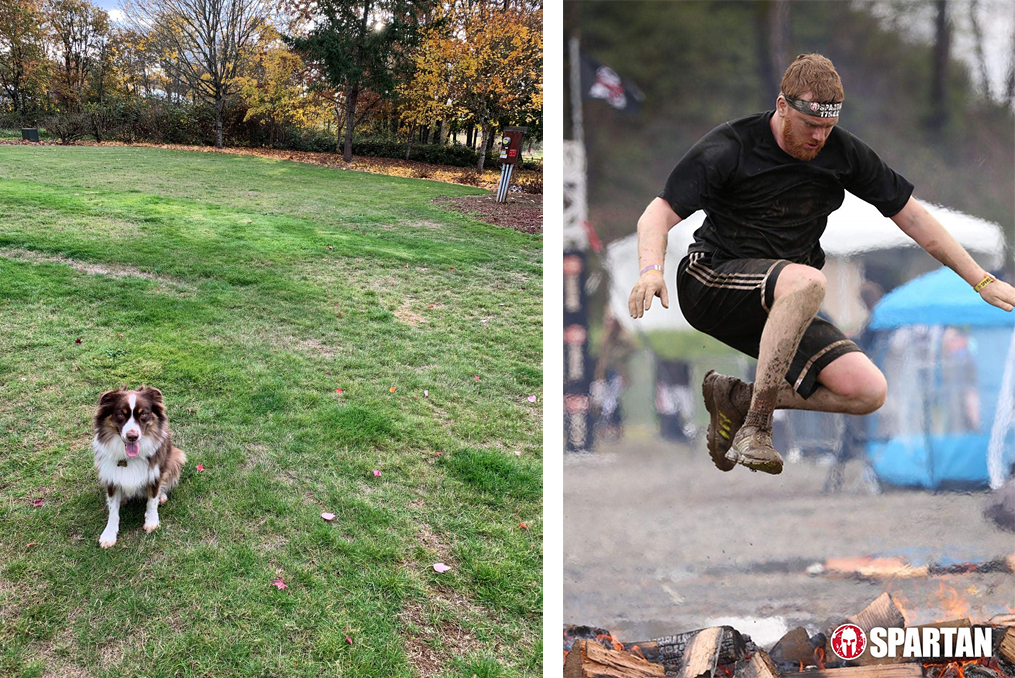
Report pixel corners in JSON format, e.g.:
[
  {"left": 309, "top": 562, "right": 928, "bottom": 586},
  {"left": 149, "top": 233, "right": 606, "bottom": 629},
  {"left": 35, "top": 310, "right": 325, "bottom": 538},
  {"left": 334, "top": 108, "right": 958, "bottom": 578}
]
[{"left": 659, "top": 111, "right": 914, "bottom": 268}]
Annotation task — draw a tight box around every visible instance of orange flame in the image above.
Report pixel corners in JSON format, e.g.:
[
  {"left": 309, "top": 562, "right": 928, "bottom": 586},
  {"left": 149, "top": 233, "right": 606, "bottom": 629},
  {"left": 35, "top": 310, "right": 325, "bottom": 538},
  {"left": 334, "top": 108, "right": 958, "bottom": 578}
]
[
  {"left": 630, "top": 644, "right": 646, "bottom": 660},
  {"left": 936, "top": 581, "right": 971, "bottom": 619},
  {"left": 813, "top": 646, "right": 826, "bottom": 670}
]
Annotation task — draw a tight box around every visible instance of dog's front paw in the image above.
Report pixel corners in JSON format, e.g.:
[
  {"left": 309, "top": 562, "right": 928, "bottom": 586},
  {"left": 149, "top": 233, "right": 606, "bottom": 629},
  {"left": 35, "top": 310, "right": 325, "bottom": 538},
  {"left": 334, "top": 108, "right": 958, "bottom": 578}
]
[
  {"left": 99, "top": 532, "right": 117, "bottom": 548},
  {"left": 143, "top": 520, "right": 160, "bottom": 533}
]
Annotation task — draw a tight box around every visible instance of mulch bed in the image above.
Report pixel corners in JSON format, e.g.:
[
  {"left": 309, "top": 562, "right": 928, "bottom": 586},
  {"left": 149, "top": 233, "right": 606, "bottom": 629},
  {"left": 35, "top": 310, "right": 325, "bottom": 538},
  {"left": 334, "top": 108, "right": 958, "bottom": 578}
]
[{"left": 432, "top": 193, "right": 542, "bottom": 235}]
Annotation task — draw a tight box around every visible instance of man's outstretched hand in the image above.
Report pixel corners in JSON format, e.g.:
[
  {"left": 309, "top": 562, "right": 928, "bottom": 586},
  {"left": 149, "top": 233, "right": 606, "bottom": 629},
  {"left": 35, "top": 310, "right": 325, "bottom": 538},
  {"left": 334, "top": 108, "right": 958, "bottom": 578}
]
[
  {"left": 981, "top": 278, "right": 1015, "bottom": 312},
  {"left": 628, "top": 272, "right": 669, "bottom": 318}
]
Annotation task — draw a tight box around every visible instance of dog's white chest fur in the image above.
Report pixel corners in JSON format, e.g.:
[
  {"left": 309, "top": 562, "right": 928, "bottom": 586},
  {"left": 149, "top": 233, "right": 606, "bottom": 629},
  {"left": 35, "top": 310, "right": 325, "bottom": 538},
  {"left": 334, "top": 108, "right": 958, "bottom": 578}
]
[{"left": 93, "top": 435, "right": 161, "bottom": 499}]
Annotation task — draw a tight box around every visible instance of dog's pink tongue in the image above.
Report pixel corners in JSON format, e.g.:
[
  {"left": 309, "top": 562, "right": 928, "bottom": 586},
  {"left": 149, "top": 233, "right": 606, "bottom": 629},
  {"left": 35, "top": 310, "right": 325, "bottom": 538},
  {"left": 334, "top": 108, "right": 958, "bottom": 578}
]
[{"left": 125, "top": 441, "right": 139, "bottom": 457}]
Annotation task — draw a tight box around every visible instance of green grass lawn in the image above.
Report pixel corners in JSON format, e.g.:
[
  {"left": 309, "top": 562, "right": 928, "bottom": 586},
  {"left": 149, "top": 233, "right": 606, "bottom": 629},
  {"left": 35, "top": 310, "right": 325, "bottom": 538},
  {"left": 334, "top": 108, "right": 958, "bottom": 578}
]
[{"left": 0, "top": 145, "right": 543, "bottom": 678}]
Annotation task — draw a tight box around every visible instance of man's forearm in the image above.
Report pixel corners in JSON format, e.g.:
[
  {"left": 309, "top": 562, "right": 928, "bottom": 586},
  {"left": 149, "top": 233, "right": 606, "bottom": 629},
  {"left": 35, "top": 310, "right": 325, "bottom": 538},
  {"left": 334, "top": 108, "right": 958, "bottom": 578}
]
[
  {"left": 892, "top": 198, "right": 989, "bottom": 286},
  {"left": 637, "top": 197, "right": 682, "bottom": 272}
]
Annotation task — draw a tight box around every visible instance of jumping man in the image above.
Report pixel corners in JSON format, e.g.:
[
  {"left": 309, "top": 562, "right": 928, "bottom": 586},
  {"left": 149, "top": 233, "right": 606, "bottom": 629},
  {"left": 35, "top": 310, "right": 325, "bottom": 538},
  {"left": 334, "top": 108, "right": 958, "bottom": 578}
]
[{"left": 628, "top": 54, "right": 1015, "bottom": 475}]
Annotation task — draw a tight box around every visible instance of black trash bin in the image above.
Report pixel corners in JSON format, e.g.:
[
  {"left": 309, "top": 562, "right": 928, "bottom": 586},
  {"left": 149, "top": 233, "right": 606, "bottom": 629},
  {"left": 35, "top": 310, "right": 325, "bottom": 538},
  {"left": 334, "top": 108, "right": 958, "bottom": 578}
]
[{"left": 21, "top": 128, "right": 39, "bottom": 142}]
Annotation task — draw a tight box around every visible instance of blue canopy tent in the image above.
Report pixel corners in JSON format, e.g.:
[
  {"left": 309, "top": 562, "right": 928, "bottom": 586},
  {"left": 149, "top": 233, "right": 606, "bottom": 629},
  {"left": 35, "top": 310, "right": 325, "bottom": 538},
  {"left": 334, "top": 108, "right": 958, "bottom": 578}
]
[{"left": 865, "top": 268, "right": 1015, "bottom": 489}]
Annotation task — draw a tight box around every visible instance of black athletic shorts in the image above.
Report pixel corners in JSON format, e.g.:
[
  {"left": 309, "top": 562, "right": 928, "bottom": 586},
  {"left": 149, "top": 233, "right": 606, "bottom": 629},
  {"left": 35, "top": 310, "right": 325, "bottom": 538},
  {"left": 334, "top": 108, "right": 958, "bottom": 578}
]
[{"left": 676, "top": 251, "right": 861, "bottom": 398}]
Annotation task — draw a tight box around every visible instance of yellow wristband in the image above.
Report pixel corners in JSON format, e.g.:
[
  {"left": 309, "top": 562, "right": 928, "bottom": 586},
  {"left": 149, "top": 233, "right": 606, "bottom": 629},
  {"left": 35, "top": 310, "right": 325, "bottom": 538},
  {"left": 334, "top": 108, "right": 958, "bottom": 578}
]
[
  {"left": 974, "top": 275, "right": 995, "bottom": 293},
  {"left": 640, "top": 265, "right": 664, "bottom": 276}
]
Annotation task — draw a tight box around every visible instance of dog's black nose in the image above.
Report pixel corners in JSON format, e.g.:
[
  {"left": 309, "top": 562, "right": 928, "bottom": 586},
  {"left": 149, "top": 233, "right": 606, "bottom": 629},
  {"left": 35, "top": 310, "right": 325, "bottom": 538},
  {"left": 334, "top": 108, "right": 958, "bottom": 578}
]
[{"left": 125, "top": 432, "right": 139, "bottom": 442}]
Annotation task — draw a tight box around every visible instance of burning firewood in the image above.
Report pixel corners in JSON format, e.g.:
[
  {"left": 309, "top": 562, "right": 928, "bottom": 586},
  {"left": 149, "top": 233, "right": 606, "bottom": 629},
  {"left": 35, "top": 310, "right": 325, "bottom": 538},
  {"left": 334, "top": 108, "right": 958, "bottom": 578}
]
[
  {"left": 736, "top": 649, "right": 782, "bottom": 678},
  {"left": 999, "top": 626, "right": 1015, "bottom": 665},
  {"left": 622, "top": 625, "right": 751, "bottom": 669},
  {"left": 563, "top": 639, "right": 665, "bottom": 678}
]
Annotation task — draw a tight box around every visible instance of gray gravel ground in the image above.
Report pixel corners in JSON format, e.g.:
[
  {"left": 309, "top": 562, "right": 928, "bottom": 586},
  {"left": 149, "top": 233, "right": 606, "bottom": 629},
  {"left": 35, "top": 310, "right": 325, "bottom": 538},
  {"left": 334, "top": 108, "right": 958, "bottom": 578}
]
[{"left": 564, "top": 434, "right": 1015, "bottom": 648}]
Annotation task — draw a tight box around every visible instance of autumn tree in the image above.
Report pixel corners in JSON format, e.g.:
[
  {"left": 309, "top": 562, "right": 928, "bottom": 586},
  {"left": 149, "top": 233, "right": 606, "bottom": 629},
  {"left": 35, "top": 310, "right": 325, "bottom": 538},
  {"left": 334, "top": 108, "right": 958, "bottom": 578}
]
[
  {"left": 0, "top": 0, "right": 50, "bottom": 115},
  {"left": 396, "top": 5, "right": 458, "bottom": 155},
  {"left": 126, "top": 0, "right": 269, "bottom": 148},
  {"left": 287, "top": 0, "right": 432, "bottom": 161},
  {"left": 458, "top": 3, "right": 541, "bottom": 170},
  {"left": 47, "top": 0, "right": 109, "bottom": 111},
  {"left": 238, "top": 26, "right": 330, "bottom": 143}
]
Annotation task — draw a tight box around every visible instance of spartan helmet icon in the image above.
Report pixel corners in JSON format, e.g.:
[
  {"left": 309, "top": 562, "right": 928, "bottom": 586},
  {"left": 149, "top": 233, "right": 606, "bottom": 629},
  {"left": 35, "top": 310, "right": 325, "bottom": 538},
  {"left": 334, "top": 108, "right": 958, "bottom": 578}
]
[{"left": 839, "top": 626, "right": 859, "bottom": 656}]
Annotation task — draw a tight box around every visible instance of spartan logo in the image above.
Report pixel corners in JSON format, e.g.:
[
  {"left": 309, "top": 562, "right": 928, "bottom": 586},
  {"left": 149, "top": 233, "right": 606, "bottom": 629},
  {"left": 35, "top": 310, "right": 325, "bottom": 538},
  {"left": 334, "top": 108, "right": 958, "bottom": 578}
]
[{"left": 831, "top": 623, "right": 868, "bottom": 661}]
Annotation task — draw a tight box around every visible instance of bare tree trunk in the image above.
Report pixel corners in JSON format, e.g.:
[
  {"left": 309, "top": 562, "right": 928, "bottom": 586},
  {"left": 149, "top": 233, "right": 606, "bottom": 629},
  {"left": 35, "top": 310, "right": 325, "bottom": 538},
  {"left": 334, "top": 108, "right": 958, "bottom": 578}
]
[
  {"left": 1004, "top": 21, "right": 1015, "bottom": 105},
  {"left": 968, "top": 0, "right": 992, "bottom": 100},
  {"left": 755, "top": 0, "right": 790, "bottom": 99},
  {"left": 424, "top": 123, "right": 433, "bottom": 144},
  {"left": 476, "top": 121, "right": 491, "bottom": 172},
  {"left": 929, "top": 0, "right": 950, "bottom": 133},
  {"left": 343, "top": 82, "right": 358, "bottom": 162},
  {"left": 405, "top": 123, "right": 415, "bottom": 160},
  {"left": 215, "top": 94, "right": 224, "bottom": 148},
  {"left": 439, "top": 118, "right": 449, "bottom": 145}
]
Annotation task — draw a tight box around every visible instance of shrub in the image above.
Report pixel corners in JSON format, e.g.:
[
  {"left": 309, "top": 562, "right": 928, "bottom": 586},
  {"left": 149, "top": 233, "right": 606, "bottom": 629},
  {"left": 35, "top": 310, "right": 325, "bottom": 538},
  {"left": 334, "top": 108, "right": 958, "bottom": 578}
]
[{"left": 42, "top": 113, "right": 89, "bottom": 144}]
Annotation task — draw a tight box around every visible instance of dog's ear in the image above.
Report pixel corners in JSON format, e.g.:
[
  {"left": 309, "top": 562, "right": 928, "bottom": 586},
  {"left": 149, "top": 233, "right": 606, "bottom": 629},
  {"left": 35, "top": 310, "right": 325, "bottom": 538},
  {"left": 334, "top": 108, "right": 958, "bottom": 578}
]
[
  {"left": 139, "top": 386, "right": 163, "bottom": 403},
  {"left": 98, "top": 389, "right": 122, "bottom": 407}
]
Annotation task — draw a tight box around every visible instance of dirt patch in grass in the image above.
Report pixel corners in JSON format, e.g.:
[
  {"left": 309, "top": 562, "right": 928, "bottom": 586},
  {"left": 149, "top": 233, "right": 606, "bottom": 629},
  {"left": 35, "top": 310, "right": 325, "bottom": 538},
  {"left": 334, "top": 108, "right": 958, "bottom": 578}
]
[
  {"left": 394, "top": 301, "right": 425, "bottom": 327},
  {"left": 0, "top": 247, "right": 191, "bottom": 291},
  {"left": 432, "top": 194, "right": 542, "bottom": 235},
  {"left": 399, "top": 598, "right": 481, "bottom": 678}
]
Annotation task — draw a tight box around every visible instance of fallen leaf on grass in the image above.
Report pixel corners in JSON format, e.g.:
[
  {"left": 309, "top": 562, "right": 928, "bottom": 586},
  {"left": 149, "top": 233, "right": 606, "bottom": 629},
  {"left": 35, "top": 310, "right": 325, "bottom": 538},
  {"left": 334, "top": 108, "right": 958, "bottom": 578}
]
[
  {"left": 271, "top": 577, "right": 288, "bottom": 590},
  {"left": 427, "top": 305, "right": 434, "bottom": 309},
  {"left": 389, "top": 386, "right": 396, "bottom": 393},
  {"left": 528, "top": 395, "right": 537, "bottom": 402},
  {"left": 346, "top": 635, "right": 353, "bottom": 644},
  {"left": 474, "top": 376, "right": 481, "bottom": 381},
  {"left": 424, "top": 389, "right": 428, "bottom": 397},
  {"left": 74, "top": 338, "right": 82, "bottom": 344},
  {"left": 514, "top": 451, "right": 521, "bottom": 456},
  {"left": 372, "top": 469, "right": 382, "bottom": 477},
  {"left": 433, "top": 563, "right": 451, "bottom": 573},
  {"left": 321, "top": 512, "right": 335, "bottom": 521},
  {"left": 32, "top": 498, "right": 44, "bottom": 507},
  {"left": 520, "top": 523, "right": 528, "bottom": 529},
  {"left": 196, "top": 465, "right": 204, "bottom": 471},
  {"left": 335, "top": 388, "right": 343, "bottom": 394}
]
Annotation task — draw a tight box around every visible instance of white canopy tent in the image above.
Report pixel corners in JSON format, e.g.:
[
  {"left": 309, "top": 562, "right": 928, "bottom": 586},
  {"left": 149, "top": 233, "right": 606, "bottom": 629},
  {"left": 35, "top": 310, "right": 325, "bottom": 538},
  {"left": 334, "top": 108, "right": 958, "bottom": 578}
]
[{"left": 606, "top": 192, "right": 1006, "bottom": 333}]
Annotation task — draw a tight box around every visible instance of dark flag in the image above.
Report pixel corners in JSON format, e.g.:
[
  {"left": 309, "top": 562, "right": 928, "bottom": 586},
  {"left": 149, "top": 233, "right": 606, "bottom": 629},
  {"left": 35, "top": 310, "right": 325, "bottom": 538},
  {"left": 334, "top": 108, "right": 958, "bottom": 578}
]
[{"left": 580, "top": 53, "right": 644, "bottom": 113}]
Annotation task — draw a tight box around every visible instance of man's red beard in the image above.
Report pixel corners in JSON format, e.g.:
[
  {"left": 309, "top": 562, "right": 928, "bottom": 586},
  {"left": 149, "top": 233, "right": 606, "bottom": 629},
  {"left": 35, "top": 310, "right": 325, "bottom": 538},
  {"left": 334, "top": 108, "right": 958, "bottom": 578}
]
[{"left": 781, "top": 121, "right": 825, "bottom": 161}]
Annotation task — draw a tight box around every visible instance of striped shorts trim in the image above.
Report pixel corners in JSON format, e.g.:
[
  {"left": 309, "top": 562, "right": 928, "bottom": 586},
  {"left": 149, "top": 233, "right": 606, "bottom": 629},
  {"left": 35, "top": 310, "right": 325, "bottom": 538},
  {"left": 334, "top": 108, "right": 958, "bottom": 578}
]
[{"left": 676, "top": 251, "right": 860, "bottom": 398}]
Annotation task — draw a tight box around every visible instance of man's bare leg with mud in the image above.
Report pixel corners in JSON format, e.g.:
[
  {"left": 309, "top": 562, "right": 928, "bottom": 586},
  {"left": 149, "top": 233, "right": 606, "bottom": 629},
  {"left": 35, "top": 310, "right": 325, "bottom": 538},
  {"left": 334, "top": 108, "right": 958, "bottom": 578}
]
[{"left": 723, "top": 265, "right": 887, "bottom": 474}]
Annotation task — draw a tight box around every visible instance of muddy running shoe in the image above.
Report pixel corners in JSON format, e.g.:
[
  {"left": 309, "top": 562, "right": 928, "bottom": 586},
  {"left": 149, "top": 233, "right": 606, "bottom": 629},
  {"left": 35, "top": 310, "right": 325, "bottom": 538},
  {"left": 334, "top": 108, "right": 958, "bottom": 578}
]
[
  {"left": 701, "top": 370, "right": 749, "bottom": 472},
  {"left": 726, "top": 423, "right": 783, "bottom": 474}
]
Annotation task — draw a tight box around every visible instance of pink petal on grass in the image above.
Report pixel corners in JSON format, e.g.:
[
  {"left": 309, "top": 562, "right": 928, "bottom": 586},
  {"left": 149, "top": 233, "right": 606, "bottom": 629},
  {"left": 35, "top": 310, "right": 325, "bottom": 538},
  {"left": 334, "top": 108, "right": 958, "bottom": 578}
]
[
  {"left": 346, "top": 635, "right": 353, "bottom": 644},
  {"left": 433, "top": 563, "right": 451, "bottom": 573},
  {"left": 32, "top": 498, "right": 44, "bottom": 507},
  {"left": 196, "top": 465, "right": 204, "bottom": 471},
  {"left": 372, "top": 469, "right": 382, "bottom": 477},
  {"left": 474, "top": 375, "right": 481, "bottom": 381},
  {"left": 514, "top": 451, "right": 521, "bottom": 456},
  {"left": 336, "top": 387, "right": 343, "bottom": 394},
  {"left": 321, "top": 512, "right": 335, "bottom": 521},
  {"left": 527, "top": 395, "right": 537, "bottom": 402},
  {"left": 271, "top": 577, "right": 288, "bottom": 590},
  {"left": 424, "top": 389, "right": 428, "bottom": 397}
]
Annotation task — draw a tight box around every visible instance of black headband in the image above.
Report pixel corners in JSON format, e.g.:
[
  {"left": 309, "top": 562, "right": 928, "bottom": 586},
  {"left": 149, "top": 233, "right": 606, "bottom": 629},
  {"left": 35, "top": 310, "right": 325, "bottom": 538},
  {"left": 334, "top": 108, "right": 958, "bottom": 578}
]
[{"left": 781, "top": 93, "right": 842, "bottom": 118}]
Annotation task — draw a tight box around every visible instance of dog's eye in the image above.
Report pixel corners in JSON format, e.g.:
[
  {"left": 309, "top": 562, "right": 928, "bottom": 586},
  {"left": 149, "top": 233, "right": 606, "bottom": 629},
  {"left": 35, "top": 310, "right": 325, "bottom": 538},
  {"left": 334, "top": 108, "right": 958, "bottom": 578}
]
[{"left": 139, "top": 411, "right": 148, "bottom": 419}]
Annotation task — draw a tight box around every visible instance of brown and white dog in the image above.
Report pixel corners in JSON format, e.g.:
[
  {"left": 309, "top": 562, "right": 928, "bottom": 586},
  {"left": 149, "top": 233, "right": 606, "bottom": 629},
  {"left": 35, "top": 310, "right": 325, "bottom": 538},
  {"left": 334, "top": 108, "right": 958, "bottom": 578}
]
[{"left": 92, "top": 387, "right": 186, "bottom": 548}]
